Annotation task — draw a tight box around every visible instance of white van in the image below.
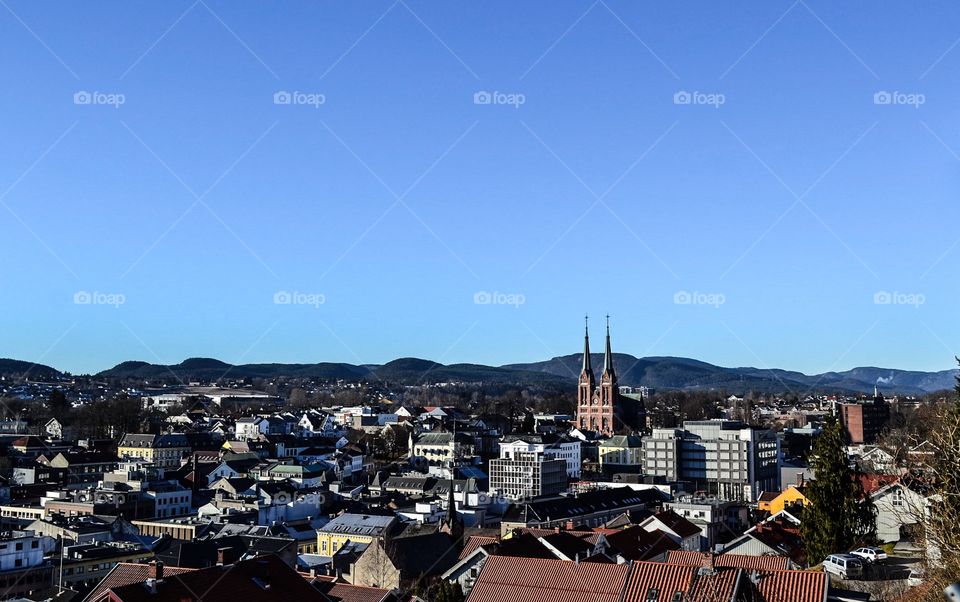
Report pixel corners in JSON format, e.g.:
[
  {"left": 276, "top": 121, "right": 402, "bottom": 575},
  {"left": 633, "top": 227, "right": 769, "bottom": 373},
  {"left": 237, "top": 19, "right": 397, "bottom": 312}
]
[{"left": 823, "top": 554, "right": 865, "bottom": 580}]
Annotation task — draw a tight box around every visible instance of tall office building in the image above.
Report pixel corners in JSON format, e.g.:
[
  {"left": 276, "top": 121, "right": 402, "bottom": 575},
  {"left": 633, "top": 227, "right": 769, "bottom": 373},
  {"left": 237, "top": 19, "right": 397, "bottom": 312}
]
[{"left": 641, "top": 420, "right": 780, "bottom": 502}]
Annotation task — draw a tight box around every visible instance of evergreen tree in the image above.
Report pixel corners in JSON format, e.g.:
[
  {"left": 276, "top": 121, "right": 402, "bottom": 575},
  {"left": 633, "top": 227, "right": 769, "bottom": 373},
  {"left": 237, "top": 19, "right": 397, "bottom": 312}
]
[
  {"left": 430, "top": 581, "right": 465, "bottom": 602},
  {"left": 800, "top": 414, "right": 876, "bottom": 564}
]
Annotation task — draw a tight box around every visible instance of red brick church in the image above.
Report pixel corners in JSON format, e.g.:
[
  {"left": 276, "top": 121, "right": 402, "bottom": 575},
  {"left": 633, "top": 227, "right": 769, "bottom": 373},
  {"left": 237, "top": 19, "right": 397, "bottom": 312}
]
[{"left": 575, "top": 316, "right": 646, "bottom": 436}]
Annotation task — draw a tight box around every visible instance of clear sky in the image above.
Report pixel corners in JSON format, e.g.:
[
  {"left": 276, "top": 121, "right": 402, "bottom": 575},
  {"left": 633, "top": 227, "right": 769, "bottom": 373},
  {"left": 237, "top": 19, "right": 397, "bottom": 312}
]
[{"left": 1, "top": 1, "right": 958, "bottom": 375}]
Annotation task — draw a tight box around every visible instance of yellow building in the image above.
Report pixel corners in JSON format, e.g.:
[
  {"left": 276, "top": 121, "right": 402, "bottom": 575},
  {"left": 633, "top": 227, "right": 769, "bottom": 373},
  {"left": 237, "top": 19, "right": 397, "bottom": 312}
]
[
  {"left": 118, "top": 433, "right": 191, "bottom": 469},
  {"left": 316, "top": 513, "right": 396, "bottom": 556},
  {"left": 598, "top": 435, "right": 644, "bottom": 468},
  {"left": 761, "top": 483, "right": 809, "bottom": 515}
]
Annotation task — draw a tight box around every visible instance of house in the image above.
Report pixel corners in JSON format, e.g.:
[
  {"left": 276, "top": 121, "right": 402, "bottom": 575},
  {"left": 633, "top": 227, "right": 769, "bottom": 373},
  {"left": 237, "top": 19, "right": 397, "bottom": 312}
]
[
  {"left": 721, "top": 510, "right": 805, "bottom": 566},
  {"left": 597, "top": 435, "right": 644, "bottom": 473},
  {"left": 638, "top": 510, "right": 702, "bottom": 551},
  {"left": 117, "top": 433, "right": 191, "bottom": 469},
  {"left": 501, "top": 488, "right": 664, "bottom": 535},
  {"left": 86, "top": 555, "right": 325, "bottom": 602},
  {"left": 236, "top": 416, "right": 270, "bottom": 440},
  {"left": 870, "top": 479, "right": 930, "bottom": 543},
  {"left": 464, "top": 555, "right": 828, "bottom": 602},
  {"left": 761, "top": 475, "right": 810, "bottom": 516},
  {"left": 299, "top": 411, "right": 336, "bottom": 437},
  {"left": 351, "top": 530, "right": 459, "bottom": 589},
  {"left": 316, "top": 513, "right": 397, "bottom": 557}
]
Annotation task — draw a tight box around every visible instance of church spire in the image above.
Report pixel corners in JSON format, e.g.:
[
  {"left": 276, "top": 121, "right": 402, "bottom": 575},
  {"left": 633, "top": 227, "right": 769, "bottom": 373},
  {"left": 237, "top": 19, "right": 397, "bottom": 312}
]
[
  {"left": 581, "top": 315, "right": 593, "bottom": 376},
  {"left": 603, "top": 314, "right": 615, "bottom": 376}
]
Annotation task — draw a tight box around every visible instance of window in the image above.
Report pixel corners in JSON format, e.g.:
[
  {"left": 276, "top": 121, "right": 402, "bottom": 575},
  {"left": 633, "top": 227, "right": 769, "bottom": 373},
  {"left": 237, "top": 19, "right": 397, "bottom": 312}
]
[
  {"left": 647, "top": 589, "right": 659, "bottom": 601},
  {"left": 892, "top": 488, "right": 905, "bottom": 508}
]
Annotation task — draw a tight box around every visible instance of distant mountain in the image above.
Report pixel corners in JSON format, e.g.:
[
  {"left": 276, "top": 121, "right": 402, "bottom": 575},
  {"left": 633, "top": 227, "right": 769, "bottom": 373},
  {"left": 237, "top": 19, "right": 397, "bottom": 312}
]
[
  {"left": 95, "top": 356, "right": 569, "bottom": 386},
  {"left": 0, "top": 358, "right": 63, "bottom": 380},
  {"left": 504, "top": 354, "right": 959, "bottom": 395},
  {"left": 0, "top": 353, "right": 953, "bottom": 394},
  {"left": 370, "top": 358, "right": 568, "bottom": 385},
  {"left": 97, "top": 357, "right": 370, "bottom": 381}
]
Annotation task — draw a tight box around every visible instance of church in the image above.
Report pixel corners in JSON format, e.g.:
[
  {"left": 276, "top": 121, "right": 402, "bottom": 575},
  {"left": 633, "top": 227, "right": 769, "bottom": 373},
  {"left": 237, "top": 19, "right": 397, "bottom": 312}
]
[{"left": 575, "top": 317, "right": 646, "bottom": 436}]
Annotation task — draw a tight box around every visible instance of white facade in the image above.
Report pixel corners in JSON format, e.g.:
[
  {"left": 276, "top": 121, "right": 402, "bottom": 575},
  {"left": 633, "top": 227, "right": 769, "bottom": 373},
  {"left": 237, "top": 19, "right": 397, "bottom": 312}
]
[
  {"left": 498, "top": 438, "right": 581, "bottom": 478},
  {"left": 235, "top": 417, "right": 269, "bottom": 440}
]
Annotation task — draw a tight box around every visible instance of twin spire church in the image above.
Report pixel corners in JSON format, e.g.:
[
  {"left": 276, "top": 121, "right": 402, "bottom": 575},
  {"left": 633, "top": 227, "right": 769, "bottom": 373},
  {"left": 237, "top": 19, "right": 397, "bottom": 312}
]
[{"left": 575, "top": 316, "right": 646, "bottom": 436}]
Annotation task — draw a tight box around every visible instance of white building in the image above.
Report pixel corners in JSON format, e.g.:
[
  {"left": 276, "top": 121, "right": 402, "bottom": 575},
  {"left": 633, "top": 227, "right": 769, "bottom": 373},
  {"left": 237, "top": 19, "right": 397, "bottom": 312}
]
[
  {"left": 235, "top": 416, "right": 269, "bottom": 440},
  {"left": 498, "top": 434, "right": 581, "bottom": 478}
]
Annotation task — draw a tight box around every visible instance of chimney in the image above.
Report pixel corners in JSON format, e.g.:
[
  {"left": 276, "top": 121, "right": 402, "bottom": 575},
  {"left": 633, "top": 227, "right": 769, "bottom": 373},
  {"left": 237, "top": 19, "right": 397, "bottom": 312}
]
[
  {"left": 216, "top": 547, "right": 230, "bottom": 566},
  {"left": 796, "top": 473, "right": 804, "bottom": 487},
  {"left": 150, "top": 560, "right": 164, "bottom": 581},
  {"left": 700, "top": 552, "right": 716, "bottom": 575}
]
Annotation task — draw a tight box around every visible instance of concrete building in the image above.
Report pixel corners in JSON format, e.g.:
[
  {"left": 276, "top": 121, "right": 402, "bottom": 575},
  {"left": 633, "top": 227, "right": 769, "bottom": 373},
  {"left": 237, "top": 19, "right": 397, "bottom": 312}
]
[
  {"left": 498, "top": 434, "right": 581, "bottom": 478},
  {"left": 642, "top": 420, "right": 780, "bottom": 502},
  {"left": 488, "top": 450, "right": 567, "bottom": 501},
  {"left": 840, "top": 390, "right": 890, "bottom": 444}
]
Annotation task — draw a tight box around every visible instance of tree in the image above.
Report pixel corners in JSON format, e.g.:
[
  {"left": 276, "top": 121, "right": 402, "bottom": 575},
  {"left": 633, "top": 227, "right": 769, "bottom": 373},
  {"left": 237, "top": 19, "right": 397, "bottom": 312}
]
[
  {"left": 800, "top": 414, "right": 876, "bottom": 564},
  {"left": 429, "top": 581, "right": 464, "bottom": 602},
  {"left": 918, "top": 360, "right": 960, "bottom": 595}
]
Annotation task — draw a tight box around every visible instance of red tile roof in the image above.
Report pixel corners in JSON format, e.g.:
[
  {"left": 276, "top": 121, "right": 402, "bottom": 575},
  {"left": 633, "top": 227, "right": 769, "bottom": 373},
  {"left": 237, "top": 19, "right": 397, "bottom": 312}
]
[
  {"left": 94, "top": 555, "right": 325, "bottom": 602},
  {"left": 83, "top": 563, "right": 196, "bottom": 602},
  {"left": 315, "top": 582, "right": 393, "bottom": 602},
  {"left": 467, "top": 556, "right": 827, "bottom": 602},
  {"left": 751, "top": 567, "right": 827, "bottom": 602},
  {"left": 466, "top": 555, "right": 629, "bottom": 602},
  {"left": 666, "top": 551, "right": 790, "bottom": 571},
  {"left": 624, "top": 561, "right": 741, "bottom": 602},
  {"left": 459, "top": 535, "right": 498, "bottom": 561}
]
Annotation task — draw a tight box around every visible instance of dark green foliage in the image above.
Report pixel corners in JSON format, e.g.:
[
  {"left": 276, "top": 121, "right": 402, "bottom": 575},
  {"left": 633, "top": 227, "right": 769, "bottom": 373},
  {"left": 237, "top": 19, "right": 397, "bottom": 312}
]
[
  {"left": 800, "top": 415, "right": 877, "bottom": 563},
  {"left": 428, "top": 581, "right": 465, "bottom": 602}
]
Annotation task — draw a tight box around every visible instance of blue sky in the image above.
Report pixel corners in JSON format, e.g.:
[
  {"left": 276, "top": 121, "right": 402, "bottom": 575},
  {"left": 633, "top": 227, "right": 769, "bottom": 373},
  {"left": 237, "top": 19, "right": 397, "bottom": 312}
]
[{"left": 1, "top": 1, "right": 958, "bottom": 375}]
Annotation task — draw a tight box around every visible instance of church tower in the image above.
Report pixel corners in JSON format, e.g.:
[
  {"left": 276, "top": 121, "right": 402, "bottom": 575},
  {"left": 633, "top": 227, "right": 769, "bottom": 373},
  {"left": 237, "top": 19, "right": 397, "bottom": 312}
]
[
  {"left": 577, "top": 316, "right": 595, "bottom": 410},
  {"left": 576, "top": 315, "right": 620, "bottom": 436},
  {"left": 599, "top": 315, "right": 618, "bottom": 406}
]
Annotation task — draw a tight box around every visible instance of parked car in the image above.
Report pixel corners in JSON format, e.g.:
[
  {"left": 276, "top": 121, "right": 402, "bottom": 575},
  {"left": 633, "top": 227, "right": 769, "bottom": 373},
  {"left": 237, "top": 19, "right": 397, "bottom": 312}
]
[
  {"left": 851, "top": 547, "right": 888, "bottom": 564},
  {"left": 823, "top": 554, "right": 865, "bottom": 580}
]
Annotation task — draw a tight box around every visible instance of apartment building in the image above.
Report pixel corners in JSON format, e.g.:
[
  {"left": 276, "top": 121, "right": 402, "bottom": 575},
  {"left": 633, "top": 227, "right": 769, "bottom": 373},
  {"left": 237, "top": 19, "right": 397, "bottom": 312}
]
[{"left": 642, "top": 420, "right": 780, "bottom": 502}]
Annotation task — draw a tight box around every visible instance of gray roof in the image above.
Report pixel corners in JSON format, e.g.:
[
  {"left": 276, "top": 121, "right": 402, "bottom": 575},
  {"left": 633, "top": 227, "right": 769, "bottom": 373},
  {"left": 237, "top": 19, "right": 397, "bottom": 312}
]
[{"left": 318, "top": 513, "right": 394, "bottom": 536}]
